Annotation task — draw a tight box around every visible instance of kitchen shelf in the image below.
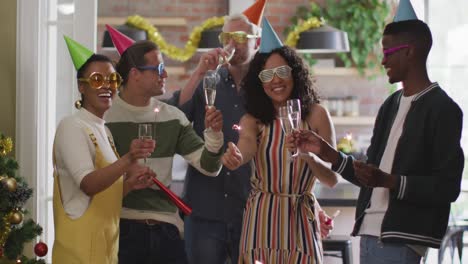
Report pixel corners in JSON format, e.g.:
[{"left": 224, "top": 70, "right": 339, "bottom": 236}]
[
  {"left": 331, "top": 116, "right": 375, "bottom": 126},
  {"left": 98, "top": 17, "right": 187, "bottom": 26}
]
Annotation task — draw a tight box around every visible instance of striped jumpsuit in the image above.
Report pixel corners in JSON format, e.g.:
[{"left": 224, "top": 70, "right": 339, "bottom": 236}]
[{"left": 239, "top": 119, "right": 323, "bottom": 264}]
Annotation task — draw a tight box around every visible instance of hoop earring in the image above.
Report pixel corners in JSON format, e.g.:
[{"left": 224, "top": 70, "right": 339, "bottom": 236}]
[{"left": 74, "top": 100, "right": 82, "bottom": 109}]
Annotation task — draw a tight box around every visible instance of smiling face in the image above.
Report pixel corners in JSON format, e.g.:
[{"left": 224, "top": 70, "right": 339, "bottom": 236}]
[
  {"left": 79, "top": 61, "right": 117, "bottom": 118},
  {"left": 261, "top": 53, "right": 294, "bottom": 108},
  {"left": 381, "top": 34, "right": 410, "bottom": 84},
  {"left": 136, "top": 49, "right": 168, "bottom": 97}
]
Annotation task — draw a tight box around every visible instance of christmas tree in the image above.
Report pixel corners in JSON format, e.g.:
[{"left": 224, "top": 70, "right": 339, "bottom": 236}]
[{"left": 0, "top": 133, "right": 47, "bottom": 264}]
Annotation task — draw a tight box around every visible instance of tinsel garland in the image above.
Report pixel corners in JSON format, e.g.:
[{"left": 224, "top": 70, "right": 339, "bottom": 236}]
[
  {"left": 0, "top": 132, "right": 44, "bottom": 263},
  {"left": 0, "top": 136, "right": 13, "bottom": 157},
  {"left": 0, "top": 215, "right": 11, "bottom": 248},
  {"left": 126, "top": 15, "right": 225, "bottom": 62},
  {"left": 284, "top": 17, "right": 323, "bottom": 47},
  {"left": 0, "top": 178, "right": 31, "bottom": 261},
  {"left": 125, "top": 15, "right": 322, "bottom": 61}
]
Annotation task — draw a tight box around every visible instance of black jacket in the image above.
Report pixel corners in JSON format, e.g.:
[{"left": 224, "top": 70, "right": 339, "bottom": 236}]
[{"left": 334, "top": 83, "right": 464, "bottom": 248}]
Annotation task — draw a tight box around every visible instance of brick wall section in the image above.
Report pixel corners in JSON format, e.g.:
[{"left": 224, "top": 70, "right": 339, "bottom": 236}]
[
  {"left": 97, "top": 0, "right": 330, "bottom": 91},
  {"left": 97, "top": 0, "right": 389, "bottom": 145}
]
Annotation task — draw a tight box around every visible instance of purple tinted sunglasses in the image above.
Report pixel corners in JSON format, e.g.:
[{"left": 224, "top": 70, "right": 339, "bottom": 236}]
[{"left": 383, "top": 44, "right": 410, "bottom": 58}]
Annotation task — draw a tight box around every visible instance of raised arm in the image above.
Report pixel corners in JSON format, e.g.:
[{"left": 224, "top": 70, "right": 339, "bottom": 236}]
[
  {"left": 178, "top": 48, "right": 224, "bottom": 106},
  {"left": 222, "top": 114, "right": 259, "bottom": 170},
  {"left": 302, "top": 104, "right": 339, "bottom": 187}
]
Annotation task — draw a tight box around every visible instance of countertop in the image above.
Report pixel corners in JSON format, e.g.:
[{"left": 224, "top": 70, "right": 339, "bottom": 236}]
[{"left": 314, "top": 181, "right": 360, "bottom": 207}]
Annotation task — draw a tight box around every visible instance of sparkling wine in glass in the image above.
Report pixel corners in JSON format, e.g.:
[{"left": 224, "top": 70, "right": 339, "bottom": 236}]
[
  {"left": 203, "top": 70, "right": 218, "bottom": 108},
  {"left": 203, "top": 71, "right": 218, "bottom": 132},
  {"left": 278, "top": 106, "right": 293, "bottom": 134},
  {"left": 287, "top": 99, "right": 302, "bottom": 157},
  {"left": 138, "top": 123, "right": 153, "bottom": 163},
  {"left": 278, "top": 105, "right": 293, "bottom": 162}
]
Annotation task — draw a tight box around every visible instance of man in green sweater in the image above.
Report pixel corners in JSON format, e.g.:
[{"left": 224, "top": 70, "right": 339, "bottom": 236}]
[{"left": 105, "top": 40, "right": 226, "bottom": 264}]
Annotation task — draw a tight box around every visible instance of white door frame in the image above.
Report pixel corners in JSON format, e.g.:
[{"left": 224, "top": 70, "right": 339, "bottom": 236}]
[{"left": 16, "top": 0, "right": 96, "bottom": 259}]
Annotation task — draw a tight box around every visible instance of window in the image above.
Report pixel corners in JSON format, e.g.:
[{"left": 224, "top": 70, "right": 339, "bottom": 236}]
[
  {"left": 427, "top": 0, "right": 468, "bottom": 220},
  {"left": 426, "top": 0, "right": 468, "bottom": 262}
]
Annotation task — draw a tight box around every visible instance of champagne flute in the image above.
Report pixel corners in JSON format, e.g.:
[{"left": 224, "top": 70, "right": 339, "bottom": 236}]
[
  {"left": 278, "top": 105, "right": 293, "bottom": 162},
  {"left": 216, "top": 44, "right": 235, "bottom": 71},
  {"left": 203, "top": 70, "right": 218, "bottom": 108},
  {"left": 138, "top": 123, "right": 153, "bottom": 163},
  {"left": 287, "top": 99, "right": 302, "bottom": 157},
  {"left": 278, "top": 106, "right": 293, "bottom": 134},
  {"left": 203, "top": 71, "right": 218, "bottom": 132}
]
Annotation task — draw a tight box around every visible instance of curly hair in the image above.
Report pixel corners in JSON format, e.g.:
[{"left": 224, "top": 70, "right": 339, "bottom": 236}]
[{"left": 243, "top": 46, "right": 319, "bottom": 125}]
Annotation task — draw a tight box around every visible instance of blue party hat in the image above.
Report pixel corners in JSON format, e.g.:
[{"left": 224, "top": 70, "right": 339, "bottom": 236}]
[
  {"left": 259, "top": 18, "right": 283, "bottom": 54},
  {"left": 394, "top": 0, "right": 418, "bottom": 22}
]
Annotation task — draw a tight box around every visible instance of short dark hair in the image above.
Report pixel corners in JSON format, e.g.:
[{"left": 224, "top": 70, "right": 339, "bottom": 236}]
[
  {"left": 383, "top": 19, "right": 432, "bottom": 61},
  {"left": 76, "top": 54, "right": 113, "bottom": 79},
  {"left": 76, "top": 54, "right": 114, "bottom": 107},
  {"left": 243, "top": 46, "right": 320, "bottom": 125},
  {"left": 116, "top": 40, "right": 159, "bottom": 85}
]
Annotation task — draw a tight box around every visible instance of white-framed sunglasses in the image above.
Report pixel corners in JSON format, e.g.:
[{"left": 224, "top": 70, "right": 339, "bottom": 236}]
[{"left": 258, "top": 65, "right": 292, "bottom": 83}]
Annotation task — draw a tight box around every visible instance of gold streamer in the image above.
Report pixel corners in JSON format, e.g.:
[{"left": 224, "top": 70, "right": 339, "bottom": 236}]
[
  {"left": 0, "top": 137, "right": 13, "bottom": 156},
  {"left": 0, "top": 215, "right": 11, "bottom": 248},
  {"left": 284, "top": 17, "right": 323, "bottom": 47},
  {"left": 126, "top": 15, "right": 225, "bottom": 62}
]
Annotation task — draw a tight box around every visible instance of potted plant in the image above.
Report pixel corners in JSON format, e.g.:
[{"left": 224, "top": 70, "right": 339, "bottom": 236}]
[{"left": 285, "top": 0, "right": 391, "bottom": 77}]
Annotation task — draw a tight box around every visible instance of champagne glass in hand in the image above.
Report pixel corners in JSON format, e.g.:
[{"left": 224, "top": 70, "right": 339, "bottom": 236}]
[
  {"left": 203, "top": 70, "right": 218, "bottom": 107},
  {"left": 287, "top": 99, "right": 302, "bottom": 157},
  {"left": 203, "top": 71, "right": 218, "bottom": 132},
  {"left": 138, "top": 123, "right": 153, "bottom": 163},
  {"left": 278, "top": 105, "right": 293, "bottom": 161}
]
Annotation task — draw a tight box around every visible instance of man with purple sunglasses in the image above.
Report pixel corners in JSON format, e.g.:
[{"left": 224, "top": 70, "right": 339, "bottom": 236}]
[{"left": 295, "top": 4, "right": 464, "bottom": 264}]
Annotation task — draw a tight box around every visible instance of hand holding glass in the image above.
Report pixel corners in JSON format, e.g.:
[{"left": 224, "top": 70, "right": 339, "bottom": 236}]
[
  {"left": 138, "top": 123, "right": 153, "bottom": 163},
  {"left": 203, "top": 71, "right": 218, "bottom": 108},
  {"left": 287, "top": 99, "right": 302, "bottom": 157}
]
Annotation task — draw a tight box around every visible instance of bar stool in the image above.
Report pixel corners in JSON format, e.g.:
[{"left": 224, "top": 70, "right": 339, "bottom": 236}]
[{"left": 323, "top": 235, "right": 353, "bottom": 264}]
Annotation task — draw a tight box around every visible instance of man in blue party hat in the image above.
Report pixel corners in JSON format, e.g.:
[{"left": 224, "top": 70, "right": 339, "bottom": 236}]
[{"left": 294, "top": 0, "right": 464, "bottom": 263}]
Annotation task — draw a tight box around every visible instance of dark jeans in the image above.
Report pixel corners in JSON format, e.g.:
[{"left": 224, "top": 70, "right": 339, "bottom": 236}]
[
  {"left": 184, "top": 215, "right": 242, "bottom": 264},
  {"left": 119, "top": 219, "right": 188, "bottom": 264},
  {"left": 360, "top": 235, "right": 422, "bottom": 264}
]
